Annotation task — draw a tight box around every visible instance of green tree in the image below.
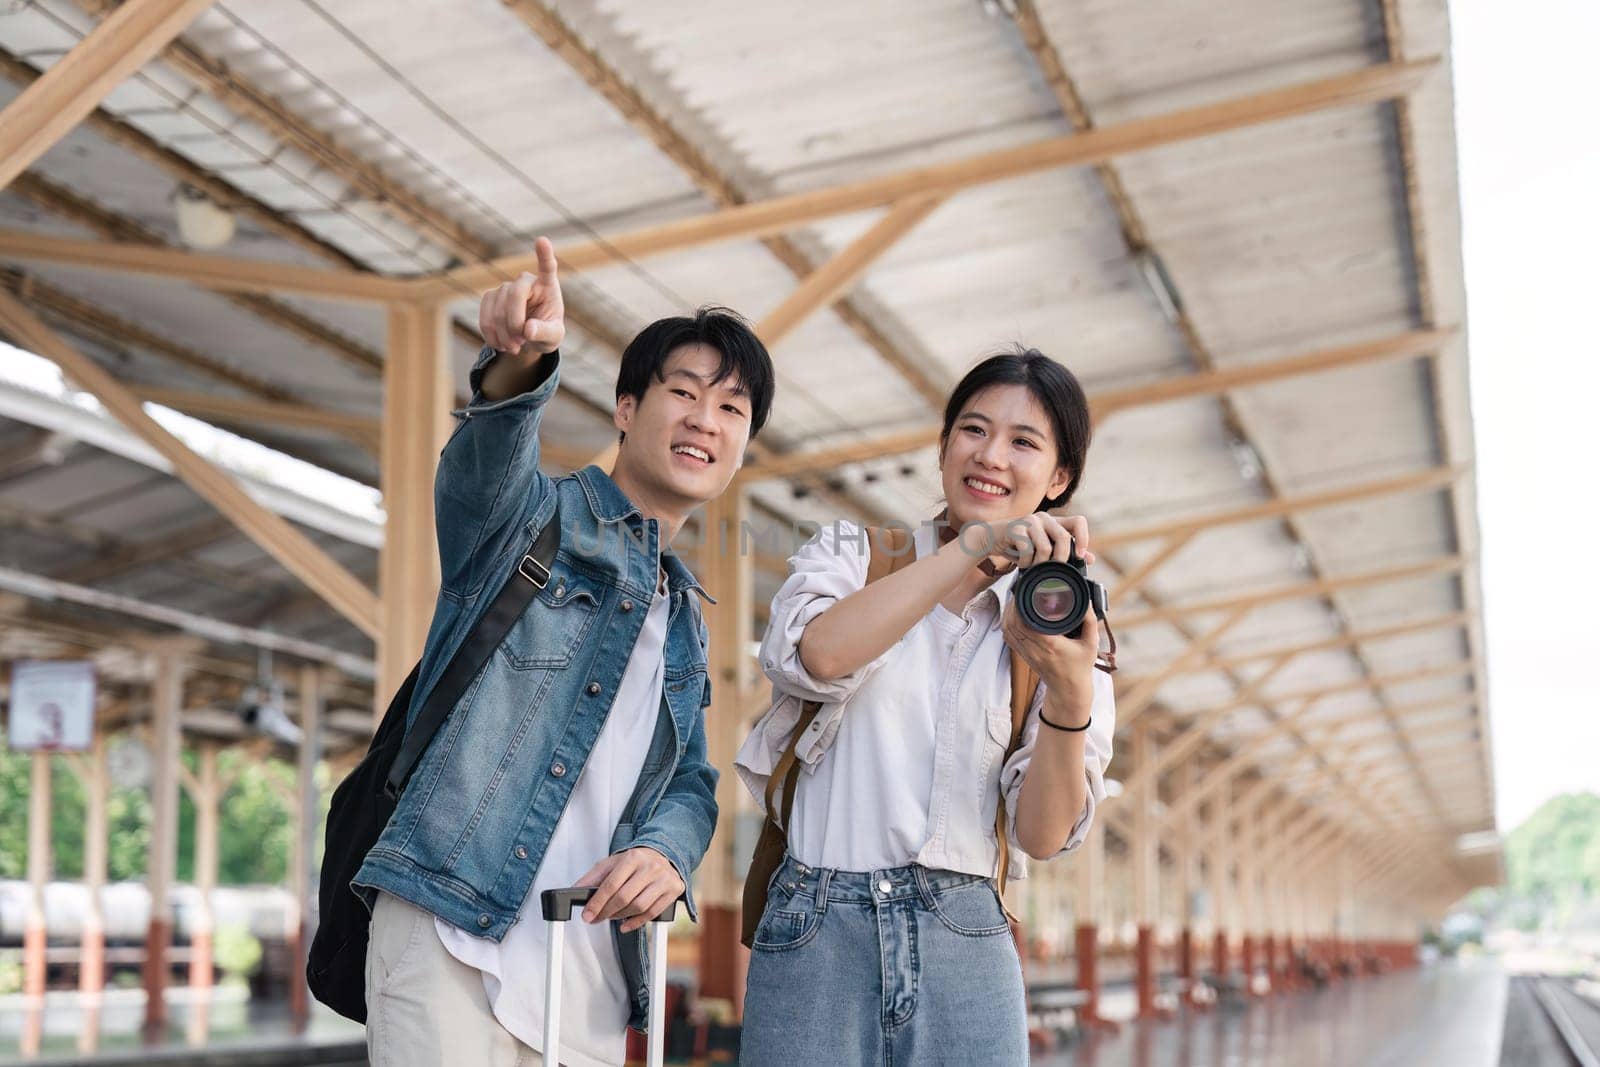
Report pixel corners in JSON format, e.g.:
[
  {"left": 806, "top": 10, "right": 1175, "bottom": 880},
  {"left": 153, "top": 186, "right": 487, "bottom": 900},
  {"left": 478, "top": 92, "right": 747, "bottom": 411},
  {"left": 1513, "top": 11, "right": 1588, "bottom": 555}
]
[
  {"left": 216, "top": 750, "right": 293, "bottom": 885},
  {"left": 0, "top": 749, "right": 29, "bottom": 879},
  {"left": 2, "top": 738, "right": 305, "bottom": 889},
  {"left": 1505, "top": 793, "right": 1600, "bottom": 901}
]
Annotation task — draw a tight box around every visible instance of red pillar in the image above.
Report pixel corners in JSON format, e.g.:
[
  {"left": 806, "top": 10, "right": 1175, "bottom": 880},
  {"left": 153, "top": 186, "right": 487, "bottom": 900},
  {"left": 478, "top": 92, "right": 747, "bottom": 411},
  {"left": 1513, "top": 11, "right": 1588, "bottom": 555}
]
[
  {"left": 1076, "top": 923, "right": 1101, "bottom": 1022},
  {"left": 697, "top": 904, "right": 747, "bottom": 1019},
  {"left": 1179, "top": 927, "right": 1194, "bottom": 990},
  {"left": 142, "top": 917, "right": 170, "bottom": 1033},
  {"left": 1136, "top": 925, "right": 1156, "bottom": 1018},
  {"left": 80, "top": 927, "right": 105, "bottom": 996},
  {"left": 23, "top": 922, "right": 46, "bottom": 997},
  {"left": 189, "top": 931, "right": 213, "bottom": 992},
  {"left": 287, "top": 923, "right": 308, "bottom": 1026},
  {"left": 1212, "top": 929, "right": 1228, "bottom": 984},
  {"left": 1241, "top": 935, "right": 1256, "bottom": 994},
  {"left": 1263, "top": 935, "right": 1278, "bottom": 993}
]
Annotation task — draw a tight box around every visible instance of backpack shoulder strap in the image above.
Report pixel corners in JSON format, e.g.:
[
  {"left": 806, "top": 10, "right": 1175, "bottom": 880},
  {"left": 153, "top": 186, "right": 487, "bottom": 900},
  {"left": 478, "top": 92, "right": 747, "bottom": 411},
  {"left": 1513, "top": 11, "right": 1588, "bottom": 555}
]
[
  {"left": 764, "top": 525, "right": 913, "bottom": 827},
  {"left": 383, "top": 505, "right": 561, "bottom": 800},
  {"left": 865, "top": 524, "right": 914, "bottom": 584},
  {"left": 995, "top": 649, "right": 1042, "bottom": 894}
]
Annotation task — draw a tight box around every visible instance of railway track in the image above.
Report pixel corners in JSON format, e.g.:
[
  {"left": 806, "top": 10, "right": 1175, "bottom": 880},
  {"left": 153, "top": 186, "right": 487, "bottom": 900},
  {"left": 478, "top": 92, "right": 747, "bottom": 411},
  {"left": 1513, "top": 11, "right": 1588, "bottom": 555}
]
[{"left": 1504, "top": 974, "right": 1600, "bottom": 1066}]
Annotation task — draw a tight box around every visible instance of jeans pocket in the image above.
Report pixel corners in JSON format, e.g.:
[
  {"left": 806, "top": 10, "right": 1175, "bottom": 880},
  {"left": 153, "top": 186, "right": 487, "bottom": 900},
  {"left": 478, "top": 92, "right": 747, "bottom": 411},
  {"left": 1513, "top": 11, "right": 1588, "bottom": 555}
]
[
  {"left": 751, "top": 879, "right": 822, "bottom": 952},
  {"left": 931, "top": 879, "right": 1012, "bottom": 937}
]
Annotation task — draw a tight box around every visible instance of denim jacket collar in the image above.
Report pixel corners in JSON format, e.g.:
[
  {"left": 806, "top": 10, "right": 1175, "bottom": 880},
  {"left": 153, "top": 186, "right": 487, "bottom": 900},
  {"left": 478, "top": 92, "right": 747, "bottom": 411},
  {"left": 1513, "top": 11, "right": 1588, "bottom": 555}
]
[{"left": 573, "top": 464, "right": 714, "bottom": 604}]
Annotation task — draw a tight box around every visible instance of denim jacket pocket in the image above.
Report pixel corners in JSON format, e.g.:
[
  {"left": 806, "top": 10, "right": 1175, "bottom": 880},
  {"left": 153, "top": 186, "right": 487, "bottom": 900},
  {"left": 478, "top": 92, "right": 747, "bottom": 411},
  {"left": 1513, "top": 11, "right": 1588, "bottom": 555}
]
[{"left": 497, "top": 567, "right": 601, "bottom": 670}]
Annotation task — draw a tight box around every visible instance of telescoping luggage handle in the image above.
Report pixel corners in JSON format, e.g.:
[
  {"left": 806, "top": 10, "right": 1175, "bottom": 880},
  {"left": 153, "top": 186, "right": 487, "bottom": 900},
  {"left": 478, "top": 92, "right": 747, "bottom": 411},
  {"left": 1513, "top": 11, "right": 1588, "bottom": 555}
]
[{"left": 542, "top": 887, "right": 684, "bottom": 1067}]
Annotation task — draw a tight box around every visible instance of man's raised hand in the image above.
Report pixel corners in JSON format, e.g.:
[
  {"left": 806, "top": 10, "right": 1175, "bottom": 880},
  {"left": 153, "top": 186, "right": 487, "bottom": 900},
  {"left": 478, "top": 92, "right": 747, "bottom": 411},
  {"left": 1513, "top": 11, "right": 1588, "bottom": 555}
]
[{"left": 478, "top": 236, "right": 565, "bottom": 355}]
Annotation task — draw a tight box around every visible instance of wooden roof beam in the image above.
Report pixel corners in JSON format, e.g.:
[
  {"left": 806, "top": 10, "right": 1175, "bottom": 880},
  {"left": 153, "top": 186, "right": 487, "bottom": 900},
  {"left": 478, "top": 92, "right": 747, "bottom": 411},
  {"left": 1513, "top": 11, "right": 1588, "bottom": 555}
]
[
  {"left": 0, "top": 289, "right": 378, "bottom": 637},
  {"left": 439, "top": 58, "right": 1437, "bottom": 291},
  {"left": 1115, "top": 554, "right": 1464, "bottom": 630},
  {"left": 758, "top": 196, "right": 945, "bottom": 348},
  {"left": 0, "top": 0, "right": 214, "bottom": 189},
  {"left": 1098, "top": 465, "right": 1463, "bottom": 550},
  {"left": 1113, "top": 609, "right": 1470, "bottom": 689},
  {"left": 740, "top": 328, "right": 1452, "bottom": 481},
  {"left": 0, "top": 228, "right": 414, "bottom": 303},
  {"left": 503, "top": 0, "right": 948, "bottom": 407}
]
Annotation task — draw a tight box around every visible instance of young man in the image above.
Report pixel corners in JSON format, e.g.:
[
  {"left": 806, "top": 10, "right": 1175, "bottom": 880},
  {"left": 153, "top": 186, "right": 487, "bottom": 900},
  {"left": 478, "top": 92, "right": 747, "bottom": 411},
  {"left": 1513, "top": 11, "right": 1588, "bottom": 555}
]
[{"left": 354, "top": 238, "right": 775, "bottom": 1067}]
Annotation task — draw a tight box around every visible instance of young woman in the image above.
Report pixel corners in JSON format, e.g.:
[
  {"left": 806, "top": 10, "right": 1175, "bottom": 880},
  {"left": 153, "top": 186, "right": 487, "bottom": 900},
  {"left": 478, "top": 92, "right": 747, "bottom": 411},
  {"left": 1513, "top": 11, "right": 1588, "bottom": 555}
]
[{"left": 735, "top": 347, "right": 1116, "bottom": 1065}]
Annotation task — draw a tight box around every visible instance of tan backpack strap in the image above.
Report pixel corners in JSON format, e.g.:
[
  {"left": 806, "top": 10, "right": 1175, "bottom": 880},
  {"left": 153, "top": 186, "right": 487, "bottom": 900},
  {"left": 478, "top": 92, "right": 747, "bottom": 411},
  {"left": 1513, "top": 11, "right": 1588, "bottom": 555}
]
[
  {"left": 865, "top": 524, "right": 914, "bottom": 584},
  {"left": 994, "top": 650, "right": 1042, "bottom": 897},
  {"left": 765, "top": 699, "right": 821, "bottom": 829}
]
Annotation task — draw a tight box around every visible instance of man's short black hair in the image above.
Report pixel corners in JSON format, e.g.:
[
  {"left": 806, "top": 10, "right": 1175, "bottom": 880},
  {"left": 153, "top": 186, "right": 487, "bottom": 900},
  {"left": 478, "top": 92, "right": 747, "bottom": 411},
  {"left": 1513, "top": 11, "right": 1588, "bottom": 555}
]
[{"left": 615, "top": 306, "right": 775, "bottom": 438}]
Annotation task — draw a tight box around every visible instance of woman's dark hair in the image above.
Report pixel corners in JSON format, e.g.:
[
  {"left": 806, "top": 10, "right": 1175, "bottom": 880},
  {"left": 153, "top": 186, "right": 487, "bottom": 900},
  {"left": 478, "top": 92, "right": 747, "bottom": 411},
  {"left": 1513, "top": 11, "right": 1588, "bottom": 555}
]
[
  {"left": 615, "top": 306, "right": 774, "bottom": 438},
  {"left": 939, "top": 345, "right": 1092, "bottom": 510}
]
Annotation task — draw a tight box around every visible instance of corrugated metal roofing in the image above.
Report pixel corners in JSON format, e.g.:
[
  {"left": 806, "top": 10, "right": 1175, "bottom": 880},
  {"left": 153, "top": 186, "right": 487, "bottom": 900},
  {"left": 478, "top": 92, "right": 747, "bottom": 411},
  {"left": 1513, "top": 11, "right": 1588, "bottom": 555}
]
[{"left": 0, "top": 0, "right": 1493, "bottom": 864}]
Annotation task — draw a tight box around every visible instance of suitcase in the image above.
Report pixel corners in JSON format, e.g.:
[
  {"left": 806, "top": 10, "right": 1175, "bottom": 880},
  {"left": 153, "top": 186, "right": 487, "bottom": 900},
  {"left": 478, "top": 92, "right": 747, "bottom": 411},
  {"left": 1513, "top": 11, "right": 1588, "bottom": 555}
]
[{"left": 541, "top": 887, "right": 681, "bottom": 1067}]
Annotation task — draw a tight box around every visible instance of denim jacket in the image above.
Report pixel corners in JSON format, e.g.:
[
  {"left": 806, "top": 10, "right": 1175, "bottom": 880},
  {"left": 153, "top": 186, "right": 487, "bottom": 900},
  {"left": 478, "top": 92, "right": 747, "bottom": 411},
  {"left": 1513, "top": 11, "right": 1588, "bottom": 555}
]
[{"left": 353, "top": 348, "right": 719, "bottom": 1029}]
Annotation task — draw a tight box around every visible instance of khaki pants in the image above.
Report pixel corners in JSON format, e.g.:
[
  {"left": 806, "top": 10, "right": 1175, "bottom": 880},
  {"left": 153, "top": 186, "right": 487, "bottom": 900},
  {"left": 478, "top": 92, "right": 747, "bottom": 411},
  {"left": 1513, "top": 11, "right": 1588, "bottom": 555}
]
[{"left": 365, "top": 892, "right": 544, "bottom": 1067}]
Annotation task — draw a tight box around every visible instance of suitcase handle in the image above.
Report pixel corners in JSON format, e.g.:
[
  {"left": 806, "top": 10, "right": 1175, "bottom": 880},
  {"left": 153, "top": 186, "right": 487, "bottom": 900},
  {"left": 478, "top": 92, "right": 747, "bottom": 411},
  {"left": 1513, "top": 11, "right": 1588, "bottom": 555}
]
[
  {"left": 541, "top": 886, "right": 684, "bottom": 923},
  {"left": 542, "top": 886, "right": 686, "bottom": 1067}
]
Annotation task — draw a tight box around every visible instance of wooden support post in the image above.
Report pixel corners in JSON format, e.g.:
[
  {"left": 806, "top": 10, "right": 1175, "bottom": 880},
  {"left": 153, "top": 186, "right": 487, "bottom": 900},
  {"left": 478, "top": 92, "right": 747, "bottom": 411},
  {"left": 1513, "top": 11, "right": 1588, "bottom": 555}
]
[
  {"left": 1132, "top": 723, "right": 1160, "bottom": 1019},
  {"left": 1074, "top": 817, "right": 1107, "bottom": 1026},
  {"left": 1209, "top": 785, "right": 1232, "bottom": 987},
  {"left": 1175, "top": 760, "right": 1200, "bottom": 1007},
  {"left": 377, "top": 301, "right": 453, "bottom": 720},
  {"left": 187, "top": 743, "right": 220, "bottom": 992},
  {"left": 290, "top": 666, "right": 323, "bottom": 1028},
  {"left": 697, "top": 488, "right": 753, "bottom": 1012},
  {"left": 143, "top": 651, "right": 184, "bottom": 1035},
  {"left": 23, "top": 751, "right": 50, "bottom": 999},
  {"left": 80, "top": 731, "right": 108, "bottom": 998},
  {"left": 1239, "top": 804, "right": 1258, "bottom": 995}
]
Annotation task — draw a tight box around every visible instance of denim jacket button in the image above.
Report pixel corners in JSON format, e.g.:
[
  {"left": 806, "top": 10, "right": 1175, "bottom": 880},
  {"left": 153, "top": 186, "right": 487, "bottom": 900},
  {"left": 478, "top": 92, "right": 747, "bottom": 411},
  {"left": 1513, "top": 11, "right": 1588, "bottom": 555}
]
[
  {"left": 554, "top": 582, "right": 565, "bottom": 597},
  {"left": 551, "top": 762, "right": 567, "bottom": 778},
  {"left": 586, "top": 682, "right": 601, "bottom": 695},
  {"left": 477, "top": 914, "right": 492, "bottom": 928},
  {"left": 620, "top": 599, "right": 634, "bottom": 612},
  {"left": 515, "top": 845, "right": 528, "bottom": 860}
]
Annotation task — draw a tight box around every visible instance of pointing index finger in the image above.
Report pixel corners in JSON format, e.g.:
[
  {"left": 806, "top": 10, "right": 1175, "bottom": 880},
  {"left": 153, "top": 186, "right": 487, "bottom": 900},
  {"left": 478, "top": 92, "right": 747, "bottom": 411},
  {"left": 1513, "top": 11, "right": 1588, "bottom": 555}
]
[{"left": 534, "top": 236, "right": 559, "bottom": 281}]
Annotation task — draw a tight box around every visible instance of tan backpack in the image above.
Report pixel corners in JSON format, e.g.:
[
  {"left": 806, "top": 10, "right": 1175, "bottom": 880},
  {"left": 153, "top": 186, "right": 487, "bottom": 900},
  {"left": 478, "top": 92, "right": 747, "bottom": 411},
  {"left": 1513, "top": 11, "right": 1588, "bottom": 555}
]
[{"left": 740, "top": 525, "right": 1039, "bottom": 947}]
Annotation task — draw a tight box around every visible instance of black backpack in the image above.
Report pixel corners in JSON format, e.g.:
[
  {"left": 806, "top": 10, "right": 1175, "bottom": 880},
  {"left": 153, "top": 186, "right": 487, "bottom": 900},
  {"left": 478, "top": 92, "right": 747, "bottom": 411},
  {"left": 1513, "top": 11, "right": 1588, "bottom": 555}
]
[{"left": 306, "top": 510, "right": 561, "bottom": 1023}]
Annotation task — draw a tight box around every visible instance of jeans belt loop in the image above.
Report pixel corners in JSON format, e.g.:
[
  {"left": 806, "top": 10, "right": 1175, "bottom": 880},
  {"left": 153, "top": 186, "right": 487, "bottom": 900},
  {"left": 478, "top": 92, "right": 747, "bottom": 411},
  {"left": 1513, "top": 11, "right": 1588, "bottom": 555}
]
[
  {"left": 912, "top": 865, "right": 939, "bottom": 909},
  {"left": 814, "top": 868, "right": 833, "bottom": 915}
]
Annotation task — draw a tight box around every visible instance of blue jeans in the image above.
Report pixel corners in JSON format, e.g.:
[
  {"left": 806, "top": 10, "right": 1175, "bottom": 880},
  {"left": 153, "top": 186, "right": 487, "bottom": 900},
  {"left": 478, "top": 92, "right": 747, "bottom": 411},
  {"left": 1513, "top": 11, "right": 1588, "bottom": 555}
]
[{"left": 740, "top": 855, "right": 1028, "bottom": 1066}]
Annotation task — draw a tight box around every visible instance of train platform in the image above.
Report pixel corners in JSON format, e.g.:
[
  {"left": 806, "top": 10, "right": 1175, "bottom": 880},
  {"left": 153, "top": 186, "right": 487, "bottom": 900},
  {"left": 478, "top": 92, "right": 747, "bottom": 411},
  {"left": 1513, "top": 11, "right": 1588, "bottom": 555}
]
[
  {"left": 2, "top": 957, "right": 1566, "bottom": 1066},
  {"left": 1034, "top": 957, "right": 1509, "bottom": 1066}
]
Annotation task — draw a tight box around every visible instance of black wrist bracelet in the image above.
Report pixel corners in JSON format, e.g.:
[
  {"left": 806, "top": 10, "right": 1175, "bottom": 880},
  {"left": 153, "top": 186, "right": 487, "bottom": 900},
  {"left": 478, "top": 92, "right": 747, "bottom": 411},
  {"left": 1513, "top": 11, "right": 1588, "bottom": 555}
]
[{"left": 1039, "top": 711, "right": 1091, "bottom": 733}]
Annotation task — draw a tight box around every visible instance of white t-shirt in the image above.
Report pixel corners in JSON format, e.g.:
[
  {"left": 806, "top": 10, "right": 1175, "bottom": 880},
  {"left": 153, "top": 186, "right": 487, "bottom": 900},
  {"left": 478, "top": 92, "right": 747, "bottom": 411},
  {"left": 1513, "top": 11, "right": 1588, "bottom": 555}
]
[{"left": 436, "top": 577, "right": 670, "bottom": 1067}]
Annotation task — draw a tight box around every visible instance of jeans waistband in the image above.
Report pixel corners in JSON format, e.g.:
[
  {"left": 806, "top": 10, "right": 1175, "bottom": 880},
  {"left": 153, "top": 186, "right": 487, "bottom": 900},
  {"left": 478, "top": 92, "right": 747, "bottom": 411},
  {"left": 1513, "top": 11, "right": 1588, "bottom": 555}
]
[{"left": 774, "top": 854, "right": 991, "bottom": 908}]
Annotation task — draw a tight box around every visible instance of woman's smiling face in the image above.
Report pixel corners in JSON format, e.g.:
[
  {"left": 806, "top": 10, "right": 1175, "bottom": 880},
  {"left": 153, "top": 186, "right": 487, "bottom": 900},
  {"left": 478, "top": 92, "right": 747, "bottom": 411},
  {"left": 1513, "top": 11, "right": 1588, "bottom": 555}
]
[{"left": 939, "top": 383, "right": 1072, "bottom": 530}]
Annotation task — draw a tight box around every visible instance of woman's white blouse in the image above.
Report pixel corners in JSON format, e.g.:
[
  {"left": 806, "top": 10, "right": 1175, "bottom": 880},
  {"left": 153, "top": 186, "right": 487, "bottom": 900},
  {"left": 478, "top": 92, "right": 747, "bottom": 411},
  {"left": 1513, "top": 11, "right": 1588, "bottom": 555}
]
[{"left": 735, "top": 520, "right": 1116, "bottom": 880}]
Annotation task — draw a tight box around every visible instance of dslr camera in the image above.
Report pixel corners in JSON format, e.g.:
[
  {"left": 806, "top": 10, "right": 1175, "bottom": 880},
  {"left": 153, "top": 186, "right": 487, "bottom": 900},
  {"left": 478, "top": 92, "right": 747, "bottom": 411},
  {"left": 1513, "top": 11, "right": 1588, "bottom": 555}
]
[{"left": 1011, "top": 540, "right": 1108, "bottom": 639}]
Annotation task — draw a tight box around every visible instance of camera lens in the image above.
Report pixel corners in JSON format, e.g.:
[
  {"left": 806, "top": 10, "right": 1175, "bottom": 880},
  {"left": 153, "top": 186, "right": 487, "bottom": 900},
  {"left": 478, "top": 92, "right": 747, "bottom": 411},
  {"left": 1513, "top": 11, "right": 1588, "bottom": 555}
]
[
  {"left": 1029, "top": 576, "right": 1082, "bottom": 624},
  {"left": 1013, "top": 560, "right": 1094, "bottom": 637}
]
